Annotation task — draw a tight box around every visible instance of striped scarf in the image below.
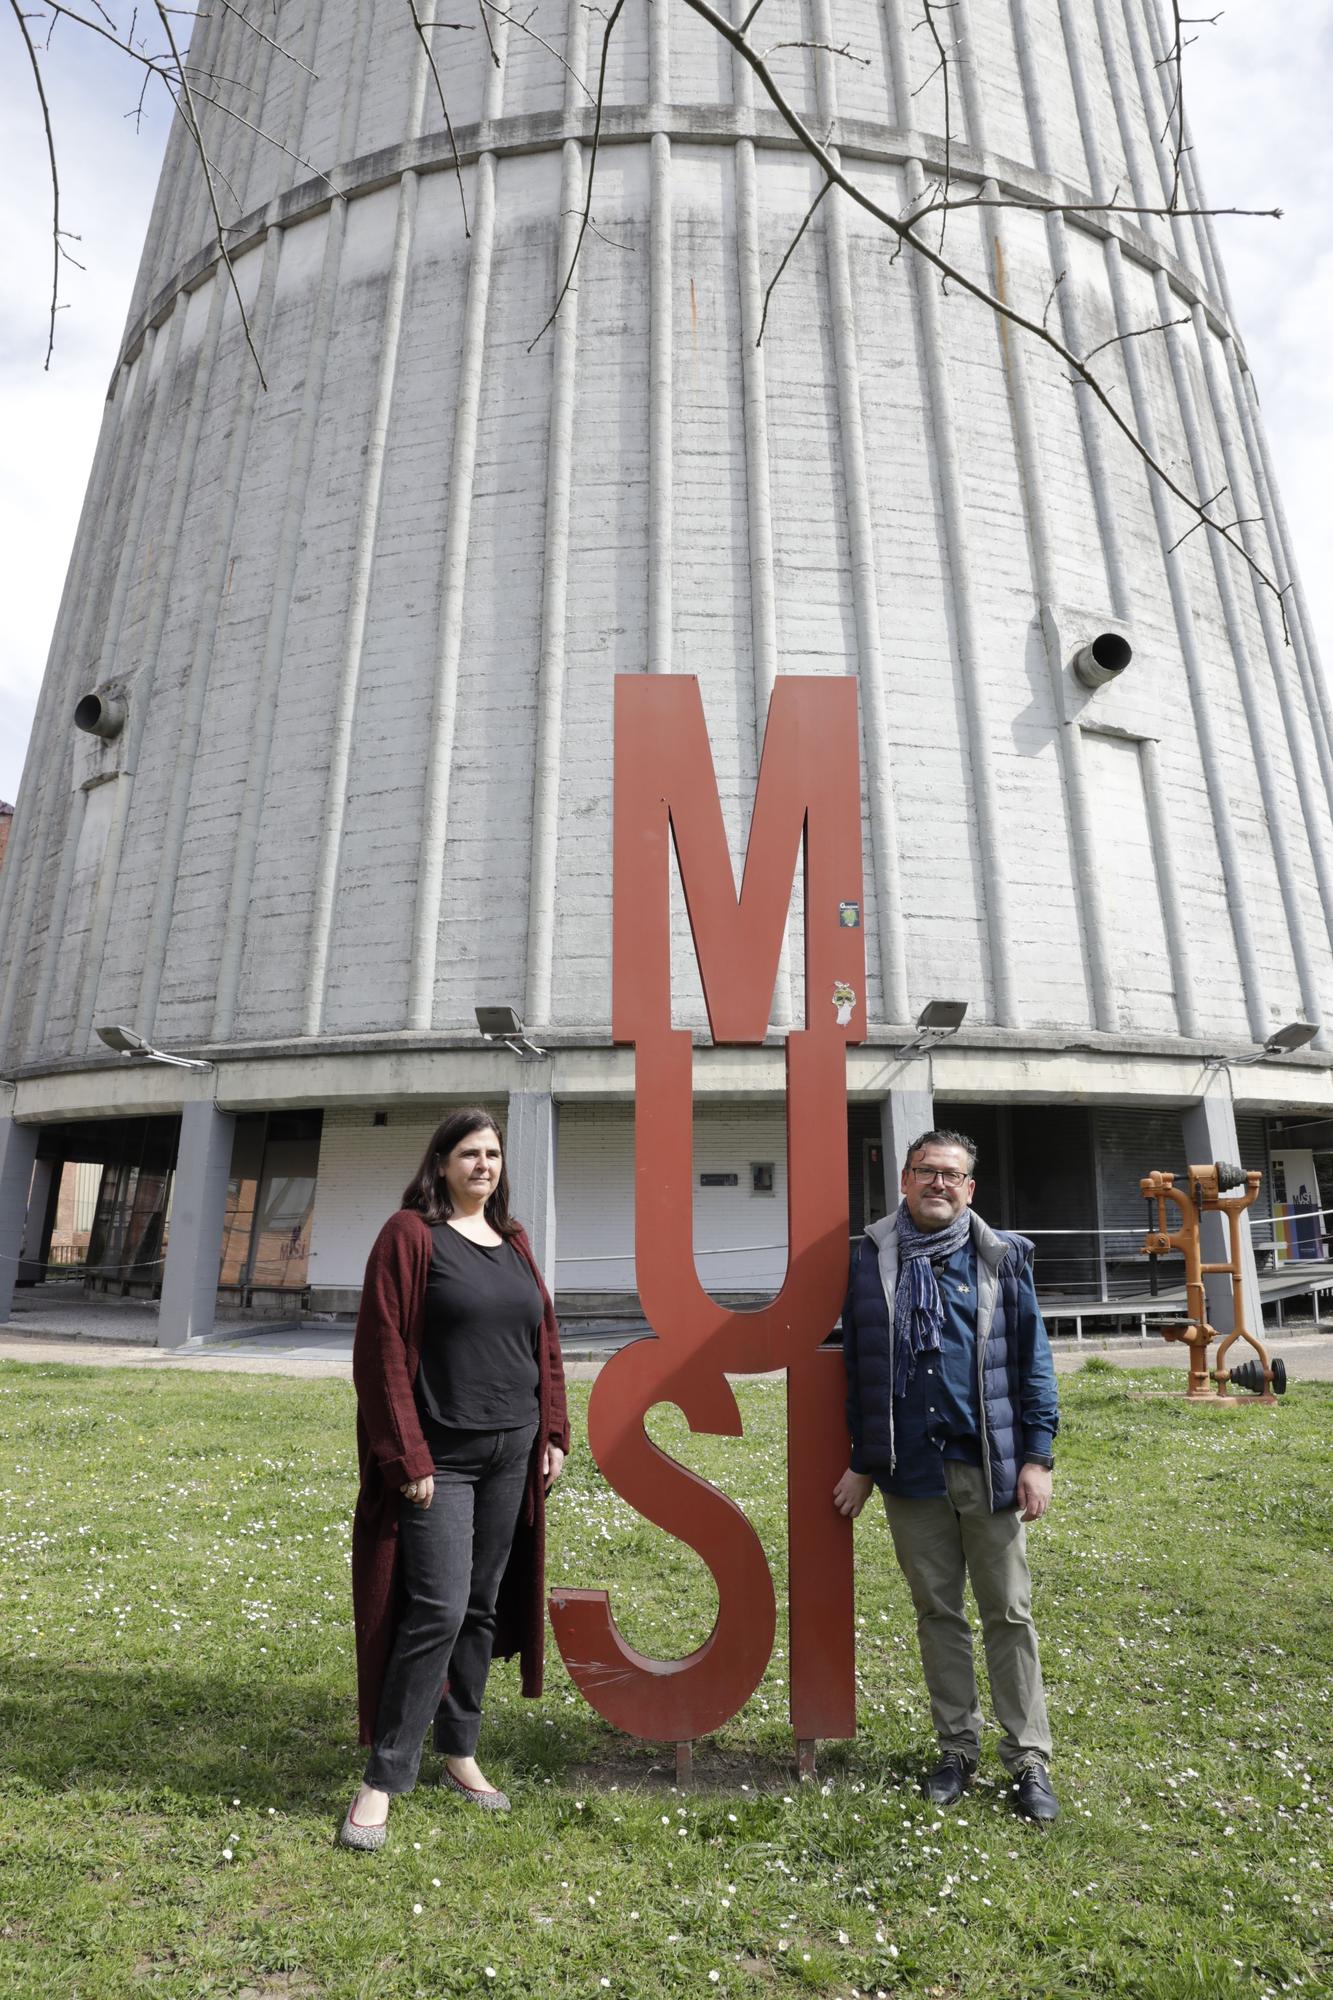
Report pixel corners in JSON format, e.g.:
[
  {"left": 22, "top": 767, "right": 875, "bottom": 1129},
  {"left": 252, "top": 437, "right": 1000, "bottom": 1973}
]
[{"left": 893, "top": 1199, "right": 972, "bottom": 1396}]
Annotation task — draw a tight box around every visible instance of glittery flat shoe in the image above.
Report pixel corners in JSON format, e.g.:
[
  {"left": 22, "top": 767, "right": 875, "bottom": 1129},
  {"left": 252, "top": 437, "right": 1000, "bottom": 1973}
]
[
  {"left": 441, "top": 1767, "right": 511, "bottom": 1812},
  {"left": 337, "top": 1799, "right": 389, "bottom": 1850}
]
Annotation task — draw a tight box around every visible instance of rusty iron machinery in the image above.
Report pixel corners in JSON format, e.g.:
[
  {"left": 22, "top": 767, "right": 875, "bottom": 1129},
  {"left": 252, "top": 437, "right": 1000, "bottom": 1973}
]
[{"left": 1140, "top": 1162, "right": 1286, "bottom": 1402}]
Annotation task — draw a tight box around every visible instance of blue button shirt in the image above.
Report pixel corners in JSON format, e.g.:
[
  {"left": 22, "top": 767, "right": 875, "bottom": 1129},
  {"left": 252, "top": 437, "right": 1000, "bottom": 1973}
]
[{"left": 883, "top": 1241, "right": 982, "bottom": 1494}]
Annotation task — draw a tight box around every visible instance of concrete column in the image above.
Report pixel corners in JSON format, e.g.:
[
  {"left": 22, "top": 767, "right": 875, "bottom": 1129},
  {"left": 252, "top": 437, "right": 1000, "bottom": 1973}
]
[
  {"left": 1181, "top": 1075, "right": 1263, "bottom": 1338},
  {"left": 0, "top": 1119, "right": 40, "bottom": 1323},
  {"left": 159, "top": 1101, "right": 235, "bottom": 1348},
  {"left": 506, "top": 1086, "right": 558, "bottom": 1296},
  {"left": 18, "top": 1157, "right": 55, "bottom": 1285},
  {"left": 878, "top": 1060, "right": 935, "bottom": 1206}
]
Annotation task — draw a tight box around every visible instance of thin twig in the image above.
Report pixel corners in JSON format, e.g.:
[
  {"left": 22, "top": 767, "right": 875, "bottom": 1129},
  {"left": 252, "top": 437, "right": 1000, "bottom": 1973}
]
[
  {"left": 1165, "top": 485, "right": 1227, "bottom": 551},
  {"left": 1081, "top": 315, "right": 1190, "bottom": 365},
  {"left": 678, "top": 0, "right": 1284, "bottom": 612},
  {"left": 216, "top": 0, "right": 317, "bottom": 75},
  {"left": 10, "top": 0, "right": 63, "bottom": 366},
  {"left": 904, "top": 191, "right": 1282, "bottom": 225},
  {"left": 528, "top": 0, "right": 626, "bottom": 350},
  {"left": 126, "top": 59, "right": 153, "bottom": 131},
  {"left": 1155, "top": 6, "right": 1222, "bottom": 209},
  {"left": 561, "top": 207, "right": 633, "bottom": 251},
  {"left": 162, "top": 74, "right": 248, "bottom": 219},
  {"left": 479, "top": 0, "right": 595, "bottom": 103},
  {"left": 152, "top": 0, "right": 267, "bottom": 386},
  {"left": 185, "top": 78, "right": 346, "bottom": 201},
  {"left": 476, "top": 0, "right": 500, "bottom": 67},
  {"left": 1164, "top": 1, "right": 1186, "bottom": 207},
  {"left": 757, "top": 176, "right": 832, "bottom": 345},
  {"left": 914, "top": 0, "right": 956, "bottom": 257},
  {"left": 407, "top": 0, "right": 469, "bottom": 235},
  {"left": 759, "top": 38, "right": 870, "bottom": 67}
]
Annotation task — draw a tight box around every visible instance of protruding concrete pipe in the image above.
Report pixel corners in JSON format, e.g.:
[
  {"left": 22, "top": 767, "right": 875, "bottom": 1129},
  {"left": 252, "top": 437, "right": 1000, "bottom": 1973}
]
[
  {"left": 1072, "top": 632, "right": 1133, "bottom": 689},
  {"left": 74, "top": 690, "right": 128, "bottom": 739}
]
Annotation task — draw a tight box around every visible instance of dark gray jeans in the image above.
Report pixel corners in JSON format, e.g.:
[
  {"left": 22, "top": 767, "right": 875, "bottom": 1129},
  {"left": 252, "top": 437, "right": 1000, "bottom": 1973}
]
[{"left": 364, "top": 1419, "right": 538, "bottom": 1795}]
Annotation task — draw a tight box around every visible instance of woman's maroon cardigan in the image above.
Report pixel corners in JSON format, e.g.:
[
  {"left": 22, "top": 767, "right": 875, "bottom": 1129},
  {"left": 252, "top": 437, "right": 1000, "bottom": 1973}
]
[{"left": 350, "top": 1208, "right": 571, "bottom": 1746}]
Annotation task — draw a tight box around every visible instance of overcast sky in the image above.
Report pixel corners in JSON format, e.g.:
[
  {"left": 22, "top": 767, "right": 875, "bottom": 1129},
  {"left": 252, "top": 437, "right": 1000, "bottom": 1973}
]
[{"left": 2, "top": 2, "right": 1330, "bottom": 806}]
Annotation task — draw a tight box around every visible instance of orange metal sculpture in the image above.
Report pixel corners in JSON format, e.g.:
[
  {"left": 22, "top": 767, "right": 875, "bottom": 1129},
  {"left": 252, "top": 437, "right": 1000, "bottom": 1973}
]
[
  {"left": 549, "top": 676, "right": 865, "bottom": 1756},
  {"left": 1140, "top": 1162, "right": 1283, "bottom": 1400}
]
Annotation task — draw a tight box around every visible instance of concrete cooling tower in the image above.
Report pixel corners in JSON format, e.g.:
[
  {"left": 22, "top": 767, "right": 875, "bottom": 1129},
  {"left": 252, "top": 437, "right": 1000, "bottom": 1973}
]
[{"left": 3, "top": 0, "right": 1331, "bottom": 1339}]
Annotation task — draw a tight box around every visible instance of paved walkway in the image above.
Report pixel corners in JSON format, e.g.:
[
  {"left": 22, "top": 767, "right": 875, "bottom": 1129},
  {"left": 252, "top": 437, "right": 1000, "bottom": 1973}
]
[
  {"left": 0, "top": 1286, "right": 640, "bottom": 1381},
  {"left": 3, "top": 1285, "right": 1331, "bottom": 1383}
]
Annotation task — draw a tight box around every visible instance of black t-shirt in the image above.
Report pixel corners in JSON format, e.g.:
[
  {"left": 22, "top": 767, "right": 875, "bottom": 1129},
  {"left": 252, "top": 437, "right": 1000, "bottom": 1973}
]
[{"left": 415, "top": 1223, "right": 543, "bottom": 1433}]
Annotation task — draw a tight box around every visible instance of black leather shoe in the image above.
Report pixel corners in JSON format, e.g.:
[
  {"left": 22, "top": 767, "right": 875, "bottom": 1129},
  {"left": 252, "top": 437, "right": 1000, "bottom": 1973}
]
[
  {"left": 921, "top": 1751, "right": 976, "bottom": 1807},
  {"left": 1013, "top": 1759, "right": 1059, "bottom": 1823}
]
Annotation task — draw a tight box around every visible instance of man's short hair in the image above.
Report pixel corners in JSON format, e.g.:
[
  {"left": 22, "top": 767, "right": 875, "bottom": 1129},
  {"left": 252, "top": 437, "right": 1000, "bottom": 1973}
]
[{"left": 903, "top": 1128, "right": 978, "bottom": 1175}]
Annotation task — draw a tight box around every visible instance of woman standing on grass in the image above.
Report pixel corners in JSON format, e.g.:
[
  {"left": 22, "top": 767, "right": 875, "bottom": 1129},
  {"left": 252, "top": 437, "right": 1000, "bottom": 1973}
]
[{"left": 340, "top": 1108, "right": 569, "bottom": 1851}]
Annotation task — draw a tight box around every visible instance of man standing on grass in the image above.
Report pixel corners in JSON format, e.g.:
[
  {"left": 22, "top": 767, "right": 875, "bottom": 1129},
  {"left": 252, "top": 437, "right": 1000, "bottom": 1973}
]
[{"left": 833, "top": 1129, "right": 1061, "bottom": 1823}]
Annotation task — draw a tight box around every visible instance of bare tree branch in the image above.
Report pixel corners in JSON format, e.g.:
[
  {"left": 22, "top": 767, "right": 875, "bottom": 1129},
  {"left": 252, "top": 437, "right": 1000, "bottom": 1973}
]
[
  {"left": 561, "top": 206, "right": 633, "bottom": 252},
  {"left": 1161, "top": 2, "right": 1188, "bottom": 207},
  {"left": 10, "top": 0, "right": 64, "bottom": 367},
  {"left": 757, "top": 176, "right": 832, "bottom": 346},
  {"left": 759, "top": 39, "right": 870, "bottom": 68},
  {"left": 215, "top": 0, "right": 317, "bottom": 77},
  {"left": 479, "top": 0, "right": 594, "bottom": 105},
  {"left": 406, "top": 0, "right": 469, "bottom": 235},
  {"left": 1167, "top": 485, "right": 1227, "bottom": 552},
  {"left": 38, "top": 1, "right": 343, "bottom": 204},
  {"left": 183, "top": 76, "right": 345, "bottom": 202},
  {"left": 475, "top": 0, "right": 500, "bottom": 67},
  {"left": 527, "top": 0, "right": 626, "bottom": 351},
  {"left": 912, "top": 0, "right": 957, "bottom": 257},
  {"left": 1156, "top": 8, "right": 1221, "bottom": 208},
  {"left": 151, "top": 0, "right": 267, "bottom": 386},
  {"left": 1081, "top": 314, "right": 1190, "bottom": 365},
  {"left": 903, "top": 190, "right": 1282, "bottom": 225},
  {"left": 678, "top": 0, "right": 1284, "bottom": 611}
]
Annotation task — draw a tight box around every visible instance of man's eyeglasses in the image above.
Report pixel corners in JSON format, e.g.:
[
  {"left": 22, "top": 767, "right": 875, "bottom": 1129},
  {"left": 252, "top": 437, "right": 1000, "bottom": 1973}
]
[{"left": 907, "top": 1166, "right": 971, "bottom": 1187}]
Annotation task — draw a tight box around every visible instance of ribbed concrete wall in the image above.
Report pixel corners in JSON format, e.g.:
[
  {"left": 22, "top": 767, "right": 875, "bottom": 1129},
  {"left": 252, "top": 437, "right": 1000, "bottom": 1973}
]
[{"left": 3, "top": 0, "right": 1331, "bottom": 1072}]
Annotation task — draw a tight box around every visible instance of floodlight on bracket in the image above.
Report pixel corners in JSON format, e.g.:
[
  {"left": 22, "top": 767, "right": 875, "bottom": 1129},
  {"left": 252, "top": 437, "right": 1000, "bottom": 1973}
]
[
  {"left": 1203, "top": 1021, "right": 1320, "bottom": 1070},
  {"left": 893, "top": 998, "right": 968, "bottom": 1059},
  {"left": 474, "top": 1005, "right": 549, "bottom": 1062},
  {"left": 96, "top": 1023, "right": 213, "bottom": 1072}
]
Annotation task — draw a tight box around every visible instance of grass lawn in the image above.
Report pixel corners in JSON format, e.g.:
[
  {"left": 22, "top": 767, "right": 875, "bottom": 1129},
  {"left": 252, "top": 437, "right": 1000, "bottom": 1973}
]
[{"left": 0, "top": 1356, "right": 1328, "bottom": 2000}]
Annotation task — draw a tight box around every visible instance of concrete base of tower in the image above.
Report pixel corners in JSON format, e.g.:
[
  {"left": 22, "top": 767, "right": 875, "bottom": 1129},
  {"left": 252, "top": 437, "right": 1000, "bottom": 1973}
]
[
  {"left": 0, "top": 1118, "right": 41, "bottom": 1324},
  {"left": 878, "top": 1058, "right": 935, "bottom": 1200},
  {"left": 3, "top": 1037, "right": 1331, "bottom": 1341},
  {"left": 158, "top": 1101, "right": 237, "bottom": 1347}
]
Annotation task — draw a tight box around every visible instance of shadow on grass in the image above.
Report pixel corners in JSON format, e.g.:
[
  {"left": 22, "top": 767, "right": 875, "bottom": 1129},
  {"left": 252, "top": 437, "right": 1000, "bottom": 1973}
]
[
  {"left": 0, "top": 1659, "right": 358, "bottom": 1809},
  {"left": 1, "top": 1643, "right": 934, "bottom": 1813},
  {"left": 0, "top": 1660, "right": 638, "bottom": 1811}
]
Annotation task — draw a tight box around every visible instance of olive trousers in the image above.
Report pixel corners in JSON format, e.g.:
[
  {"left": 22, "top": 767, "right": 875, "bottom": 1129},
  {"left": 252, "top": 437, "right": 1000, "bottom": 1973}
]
[{"left": 883, "top": 1459, "right": 1052, "bottom": 1775}]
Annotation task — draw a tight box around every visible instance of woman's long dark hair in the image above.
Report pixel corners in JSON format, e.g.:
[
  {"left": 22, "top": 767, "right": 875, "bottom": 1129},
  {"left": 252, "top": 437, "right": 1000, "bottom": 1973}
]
[{"left": 401, "top": 1108, "right": 523, "bottom": 1239}]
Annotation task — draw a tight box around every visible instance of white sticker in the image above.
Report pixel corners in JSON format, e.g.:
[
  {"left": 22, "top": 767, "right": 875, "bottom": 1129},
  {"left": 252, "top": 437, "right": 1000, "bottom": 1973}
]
[{"left": 832, "top": 980, "right": 856, "bottom": 1026}]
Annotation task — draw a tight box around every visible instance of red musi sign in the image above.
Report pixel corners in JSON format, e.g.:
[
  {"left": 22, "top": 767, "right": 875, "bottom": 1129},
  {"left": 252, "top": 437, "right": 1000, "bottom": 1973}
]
[{"left": 549, "top": 675, "right": 866, "bottom": 1746}]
